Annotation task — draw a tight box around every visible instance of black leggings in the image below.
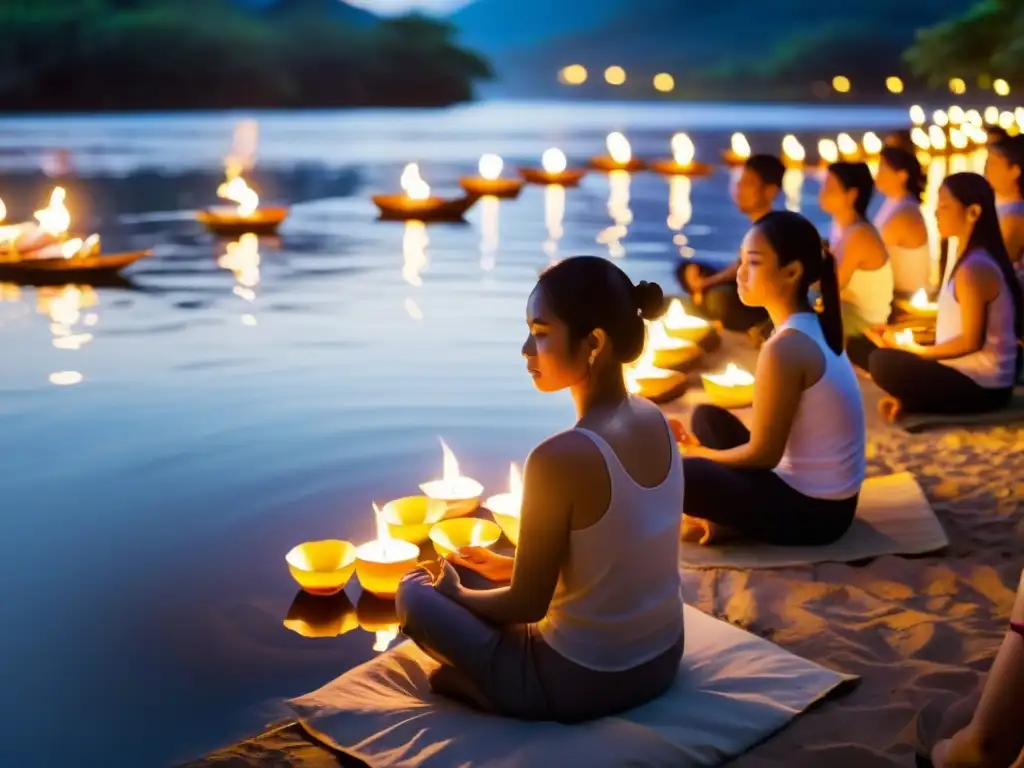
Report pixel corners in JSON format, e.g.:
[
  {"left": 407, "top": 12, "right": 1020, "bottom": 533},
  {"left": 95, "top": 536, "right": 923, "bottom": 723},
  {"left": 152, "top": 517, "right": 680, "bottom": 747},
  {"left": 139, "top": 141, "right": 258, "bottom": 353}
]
[
  {"left": 868, "top": 348, "right": 1014, "bottom": 415},
  {"left": 674, "top": 261, "right": 768, "bottom": 332},
  {"left": 682, "top": 405, "right": 858, "bottom": 546}
]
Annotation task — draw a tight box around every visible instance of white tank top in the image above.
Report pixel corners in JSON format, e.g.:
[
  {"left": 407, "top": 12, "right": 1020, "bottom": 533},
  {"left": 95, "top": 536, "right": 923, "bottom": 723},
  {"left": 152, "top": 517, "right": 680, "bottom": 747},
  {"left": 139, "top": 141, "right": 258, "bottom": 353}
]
[
  {"left": 935, "top": 249, "right": 1018, "bottom": 389},
  {"left": 873, "top": 197, "right": 932, "bottom": 295},
  {"left": 771, "top": 312, "right": 867, "bottom": 500},
  {"left": 831, "top": 221, "right": 896, "bottom": 326},
  {"left": 536, "top": 408, "right": 684, "bottom": 672}
]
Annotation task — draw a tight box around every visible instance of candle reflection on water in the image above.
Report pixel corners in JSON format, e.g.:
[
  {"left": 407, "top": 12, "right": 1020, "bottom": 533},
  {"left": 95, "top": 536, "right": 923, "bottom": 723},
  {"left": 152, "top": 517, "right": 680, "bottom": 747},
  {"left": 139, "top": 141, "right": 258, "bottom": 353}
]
[
  {"left": 543, "top": 183, "right": 565, "bottom": 261},
  {"left": 782, "top": 168, "right": 804, "bottom": 212},
  {"left": 479, "top": 195, "right": 499, "bottom": 271},
  {"left": 597, "top": 169, "right": 632, "bottom": 258},
  {"left": 217, "top": 233, "right": 261, "bottom": 326},
  {"left": 402, "top": 219, "right": 429, "bottom": 287}
]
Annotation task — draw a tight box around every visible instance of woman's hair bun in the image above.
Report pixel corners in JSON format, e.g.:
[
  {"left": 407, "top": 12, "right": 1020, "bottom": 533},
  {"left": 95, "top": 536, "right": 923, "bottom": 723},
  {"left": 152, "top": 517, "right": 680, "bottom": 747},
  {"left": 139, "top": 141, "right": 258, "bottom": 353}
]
[{"left": 633, "top": 280, "right": 666, "bottom": 321}]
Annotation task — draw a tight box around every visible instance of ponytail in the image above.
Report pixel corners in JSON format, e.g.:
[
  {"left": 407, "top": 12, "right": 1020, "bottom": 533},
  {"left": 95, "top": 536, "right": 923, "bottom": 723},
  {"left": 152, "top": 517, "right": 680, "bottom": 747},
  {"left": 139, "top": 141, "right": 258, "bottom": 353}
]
[{"left": 818, "top": 243, "right": 844, "bottom": 355}]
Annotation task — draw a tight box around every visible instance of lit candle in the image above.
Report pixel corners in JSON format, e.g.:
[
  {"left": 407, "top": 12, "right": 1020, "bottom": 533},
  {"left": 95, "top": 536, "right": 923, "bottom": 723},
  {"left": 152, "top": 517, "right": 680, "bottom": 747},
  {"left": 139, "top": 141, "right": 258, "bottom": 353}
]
[
  {"left": 782, "top": 134, "right": 806, "bottom": 168},
  {"left": 217, "top": 175, "right": 260, "bottom": 218},
  {"left": 722, "top": 132, "right": 751, "bottom": 166},
  {"left": 862, "top": 132, "right": 883, "bottom": 158},
  {"left": 648, "top": 318, "right": 702, "bottom": 370},
  {"left": 624, "top": 340, "right": 686, "bottom": 403},
  {"left": 662, "top": 298, "right": 711, "bottom": 342},
  {"left": 419, "top": 439, "right": 484, "bottom": 516},
  {"left": 459, "top": 153, "right": 524, "bottom": 198},
  {"left": 354, "top": 503, "right": 420, "bottom": 599},
  {"left": 199, "top": 131, "right": 289, "bottom": 233},
  {"left": 892, "top": 328, "right": 916, "bottom": 348},
  {"left": 286, "top": 539, "right": 358, "bottom": 596},
  {"left": 652, "top": 133, "right": 713, "bottom": 177},
  {"left": 486, "top": 463, "right": 523, "bottom": 545},
  {"left": 701, "top": 363, "right": 755, "bottom": 408},
  {"left": 837, "top": 133, "right": 860, "bottom": 159},
  {"left": 373, "top": 164, "right": 477, "bottom": 222},
  {"left": 428, "top": 517, "right": 502, "bottom": 558},
  {"left": 818, "top": 138, "right": 839, "bottom": 165},
  {"left": 591, "top": 132, "right": 645, "bottom": 171},
  {"left": 519, "top": 148, "right": 587, "bottom": 187}
]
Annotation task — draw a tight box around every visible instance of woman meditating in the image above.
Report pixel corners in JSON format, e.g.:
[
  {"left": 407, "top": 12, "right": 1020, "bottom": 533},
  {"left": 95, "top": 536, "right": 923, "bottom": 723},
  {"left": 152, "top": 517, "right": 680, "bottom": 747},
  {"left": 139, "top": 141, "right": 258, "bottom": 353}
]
[
  {"left": 873, "top": 147, "right": 932, "bottom": 297},
  {"left": 821, "top": 162, "right": 896, "bottom": 339},
  {"left": 985, "top": 134, "right": 1024, "bottom": 268},
  {"left": 396, "top": 256, "right": 685, "bottom": 723},
  {"left": 676, "top": 211, "right": 866, "bottom": 547},
  {"left": 869, "top": 173, "right": 1023, "bottom": 420}
]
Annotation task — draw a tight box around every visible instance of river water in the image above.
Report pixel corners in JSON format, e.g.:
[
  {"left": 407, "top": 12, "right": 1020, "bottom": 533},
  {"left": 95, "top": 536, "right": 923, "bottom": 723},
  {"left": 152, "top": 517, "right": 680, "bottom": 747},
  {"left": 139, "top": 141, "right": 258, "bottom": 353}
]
[{"left": 0, "top": 100, "right": 923, "bottom": 766}]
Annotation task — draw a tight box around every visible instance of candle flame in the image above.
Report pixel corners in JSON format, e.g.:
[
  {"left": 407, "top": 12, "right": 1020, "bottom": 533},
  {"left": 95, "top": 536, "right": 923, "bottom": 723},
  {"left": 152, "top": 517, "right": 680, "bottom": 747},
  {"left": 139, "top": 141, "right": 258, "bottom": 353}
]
[
  {"left": 623, "top": 337, "right": 672, "bottom": 394},
  {"left": 217, "top": 176, "right": 259, "bottom": 217},
  {"left": 60, "top": 238, "right": 84, "bottom": 259},
  {"left": 542, "top": 148, "right": 567, "bottom": 174},
  {"left": 478, "top": 153, "right": 503, "bottom": 181},
  {"left": 782, "top": 134, "right": 805, "bottom": 162},
  {"left": 400, "top": 162, "right": 431, "bottom": 201},
  {"left": 0, "top": 197, "right": 6, "bottom": 223},
  {"left": 818, "top": 138, "right": 839, "bottom": 164},
  {"left": 705, "top": 363, "right": 754, "bottom": 387},
  {"left": 664, "top": 298, "right": 710, "bottom": 330},
  {"left": 837, "top": 133, "right": 858, "bottom": 158},
  {"left": 862, "top": 132, "right": 882, "bottom": 156},
  {"left": 894, "top": 328, "right": 915, "bottom": 347},
  {"left": 373, "top": 627, "right": 399, "bottom": 653},
  {"left": 607, "top": 132, "right": 632, "bottom": 164},
  {"left": 909, "top": 105, "right": 926, "bottom": 126},
  {"left": 647, "top": 318, "right": 687, "bottom": 350},
  {"left": 372, "top": 501, "right": 394, "bottom": 561},
  {"left": 910, "top": 288, "right": 936, "bottom": 310},
  {"left": 34, "top": 187, "right": 71, "bottom": 238},
  {"left": 440, "top": 438, "right": 460, "bottom": 485},
  {"left": 671, "top": 133, "right": 695, "bottom": 166},
  {"left": 508, "top": 462, "right": 523, "bottom": 497},
  {"left": 730, "top": 133, "right": 750, "bottom": 158}
]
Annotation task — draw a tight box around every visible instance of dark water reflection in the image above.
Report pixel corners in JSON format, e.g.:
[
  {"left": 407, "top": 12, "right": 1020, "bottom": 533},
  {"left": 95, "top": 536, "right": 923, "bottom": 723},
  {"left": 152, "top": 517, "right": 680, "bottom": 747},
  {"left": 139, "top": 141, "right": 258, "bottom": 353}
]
[{"left": 0, "top": 102, "right": 911, "bottom": 766}]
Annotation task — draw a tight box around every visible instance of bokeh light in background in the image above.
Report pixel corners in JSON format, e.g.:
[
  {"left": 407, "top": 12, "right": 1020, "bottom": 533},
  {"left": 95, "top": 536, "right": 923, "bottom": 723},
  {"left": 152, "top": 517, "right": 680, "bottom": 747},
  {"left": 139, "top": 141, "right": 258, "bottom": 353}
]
[
  {"left": 558, "top": 64, "right": 587, "bottom": 85},
  {"left": 604, "top": 65, "right": 626, "bottom": 86},
  {"left": 831, "top": 75, "right": 851, "bottom": 93},
  {"left": 653, "top": 73, "right": 675, "bottom": 93}
]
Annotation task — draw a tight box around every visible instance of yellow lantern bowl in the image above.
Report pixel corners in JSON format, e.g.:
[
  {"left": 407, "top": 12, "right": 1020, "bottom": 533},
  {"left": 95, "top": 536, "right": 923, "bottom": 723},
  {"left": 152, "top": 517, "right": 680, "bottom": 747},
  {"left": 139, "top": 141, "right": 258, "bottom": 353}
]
[
  {"left": 354, "top": 538, "right": 420, "bottom": 599},
  {"left": 428, "top": 518, "right": 502, "bottom": 558},
  {"left": 701, "top": 363, "right": 755, "bottom": 409},
  {"left": 285, "top": 539, "right": 358, "bottom": 596},
  {"left": 379, "top": 495, "right": 448, "bottom": 545}
]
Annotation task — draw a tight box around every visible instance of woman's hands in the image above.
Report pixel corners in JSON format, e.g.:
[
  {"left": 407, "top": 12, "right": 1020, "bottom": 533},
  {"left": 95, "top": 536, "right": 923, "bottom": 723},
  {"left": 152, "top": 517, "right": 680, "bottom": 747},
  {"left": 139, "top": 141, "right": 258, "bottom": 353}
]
[
  {"left": 669, "top": 418, "right": 706, "bottom": 457},
  {"left": 447, "top": 546, "right": 514, "bottom": 583},
  {"left": 431, "top": 557, "right": 463, "bottom": 599}
]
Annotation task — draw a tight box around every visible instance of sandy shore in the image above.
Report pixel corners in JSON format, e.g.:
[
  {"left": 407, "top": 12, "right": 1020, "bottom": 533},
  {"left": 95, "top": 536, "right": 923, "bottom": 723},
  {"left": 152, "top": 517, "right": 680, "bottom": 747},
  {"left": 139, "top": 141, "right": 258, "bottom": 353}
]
[{"left": 190, "top": 332, "right": 1024, "bottom": 768}]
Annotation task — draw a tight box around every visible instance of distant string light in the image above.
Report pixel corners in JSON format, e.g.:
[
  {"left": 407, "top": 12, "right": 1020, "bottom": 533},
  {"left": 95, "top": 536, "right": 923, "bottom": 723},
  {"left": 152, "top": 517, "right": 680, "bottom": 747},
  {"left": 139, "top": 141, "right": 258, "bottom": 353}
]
[
  {"left": 994, "top": 78, "right": 1011, "bottom": 96},
  {"left": 886, "top": 76, "right": 904, "bottom": 94},
  {"left": 558, "top": 64, "right": 588, "bottom": 86},
  {"left": 653, "top": 73, "right": 675, "bottom": 93},
  {"left": 604, "top": 66, "right": 626, "bottom": 86},
  {"left": 949, "top": 77, "right": 967, "bottom": 95},
  {"left": 832, "top": 75, "right": 851, "bottom": 93}
]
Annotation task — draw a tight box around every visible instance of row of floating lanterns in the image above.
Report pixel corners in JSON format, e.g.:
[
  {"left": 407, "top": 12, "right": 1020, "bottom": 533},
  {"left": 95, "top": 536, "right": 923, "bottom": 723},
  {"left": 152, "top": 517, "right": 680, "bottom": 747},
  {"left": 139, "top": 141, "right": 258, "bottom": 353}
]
[{"left": 286, "top": 441, "right": 519, "bottom": 604}]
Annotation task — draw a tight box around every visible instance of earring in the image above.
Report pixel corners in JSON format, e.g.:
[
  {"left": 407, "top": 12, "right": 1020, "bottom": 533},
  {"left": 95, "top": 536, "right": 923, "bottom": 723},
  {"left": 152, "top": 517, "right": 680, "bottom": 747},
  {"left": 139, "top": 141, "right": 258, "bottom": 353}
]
[{"left": 589, "top": 350, "right": 598, "bottom": 367}]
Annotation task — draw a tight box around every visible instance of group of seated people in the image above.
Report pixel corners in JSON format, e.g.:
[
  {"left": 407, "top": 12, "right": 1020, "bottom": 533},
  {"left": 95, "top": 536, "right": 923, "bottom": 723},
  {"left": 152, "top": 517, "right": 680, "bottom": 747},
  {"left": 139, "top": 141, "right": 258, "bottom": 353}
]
[{"left": 387, "top": 137, "right": 1024, "bottom": 764}]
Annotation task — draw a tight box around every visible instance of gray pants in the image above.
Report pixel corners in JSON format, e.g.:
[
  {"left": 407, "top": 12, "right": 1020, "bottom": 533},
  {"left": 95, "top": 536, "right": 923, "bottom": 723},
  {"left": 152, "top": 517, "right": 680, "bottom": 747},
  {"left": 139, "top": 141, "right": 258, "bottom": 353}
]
[{"left": 395, "top": 568, "right": 684, "bottom": 724}]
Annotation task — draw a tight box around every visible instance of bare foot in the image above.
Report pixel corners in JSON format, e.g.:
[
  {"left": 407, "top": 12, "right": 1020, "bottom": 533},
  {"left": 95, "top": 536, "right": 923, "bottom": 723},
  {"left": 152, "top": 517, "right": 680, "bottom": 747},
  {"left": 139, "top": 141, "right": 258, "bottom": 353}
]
[
  {"left": 680, "top": 515, "right": 708, "bottom": 543},
  {"left": 701, "top": 521, "right": 743, "bottom": 545},
  {"left": 878, "top": 395, "right": 903, "bottom": 424}
]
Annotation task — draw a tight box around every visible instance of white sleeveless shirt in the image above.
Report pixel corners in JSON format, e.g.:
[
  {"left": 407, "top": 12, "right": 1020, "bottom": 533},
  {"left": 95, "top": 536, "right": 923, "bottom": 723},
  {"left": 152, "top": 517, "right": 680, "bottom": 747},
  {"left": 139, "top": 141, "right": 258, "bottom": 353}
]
[
  {"left": 873, "top": 197, "right": 931, "bottom": 295},
  {"left": 536, "top": 406, "right": 684, "bottom": 672},
  {"left": 831, "top": 221, "right": 896, "bottom": 326},
  {"left": 771, "top": 313, "right": 867, "bottom": 500},
  {"left": 936, "top": 249, "right": 1018, "bottom": 389}
]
